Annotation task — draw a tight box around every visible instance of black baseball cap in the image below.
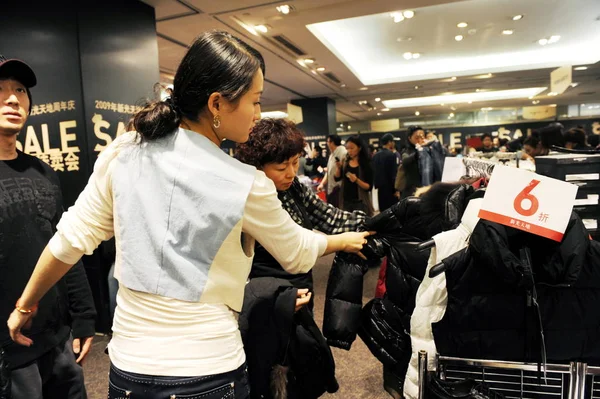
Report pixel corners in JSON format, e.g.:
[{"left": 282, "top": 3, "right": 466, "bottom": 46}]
[{"left": 0, "top": 55, "right": 37, "bottom": 88}]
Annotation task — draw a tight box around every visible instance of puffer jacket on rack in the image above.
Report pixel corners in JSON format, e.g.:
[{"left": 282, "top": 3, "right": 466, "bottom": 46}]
[
  {"left": 322, "top": 183, "right": 476, "bottom": 350},
  {"left": 432, "top": 212, "right": 600, "bottom": 365}
]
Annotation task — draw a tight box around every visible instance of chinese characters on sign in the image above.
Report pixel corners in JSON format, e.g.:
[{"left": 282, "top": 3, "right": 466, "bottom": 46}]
[
  {"left": 95, "top": 100, "right": 142, "bottom": 115},
  {"left": 29, "top": 100, "right": 76, "bottom": 116}
]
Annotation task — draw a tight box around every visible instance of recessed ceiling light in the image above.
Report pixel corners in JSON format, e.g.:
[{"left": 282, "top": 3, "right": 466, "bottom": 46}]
[
  {"left": 457, "top": 22, "right": 468, "bottom": 28},
  {"left": 359, "top": 87, "right": 369, "bottom": 91},
  {"left": 481, "top": 107, "right": 493, "bottom": 111},
  {"left": 414, "top": 85, "right": 419, "bottom": 89},
  {"left": 415, "top": 111, "right": 420, "bottom": 116},
  {"left": 548, "top": 35, "right": 561, "bottom": 43},
  {"left": 276, "top": 5, "right": 291, "bottom": 14},
  {"left": 449, "top": 112, "right": 455, "bottom": 117},
  {"left": 375, "top": 98, "right": 381, "bottom": 102},
  {"left": 412, "top": 53, "right": 421, "bottom": 59},
  {"left": 455, "top": 35, "right": 464, "bottom": 41},
  {"left": 450, "top": 106, "right": 457, "bottom": 111},
  {"left": 502, "top": 30, "right": 514, "bottom": 35},
  {"left": 303, "top": 58, "right": 315, "bottom": 64},
  {"left": 382, "top": 108, "right": 390, "bottom": 111},
  {"left": 512, "top": 15, "right": 523, "bottom": 21},
  {"left": 316, "top": 67, "right": 326, "bottom": 72},
  {"left": 377, "top": 112, "right": 382, "bottom": 116},
  {"left": 381, "top": 87, "right": 547, "bottom": 109},
  {"left": 348, "top": 125, "right": 352, "bottom": 129},
  {"left": 403, "top": 10, "right": 415, "bottom": 19},
  {"left": 548, "top": 92, "right": 558, "bottom": 96},
  {"left": 574, "top": 66, "right": 588, "bottom": 71},
  {"left": 538, "top": 38, "right": 548, "bottom": 46},
  {"left": 528, "top": 96, "right": 533, "bottom": 99},
  {"left": 476, "top": 89, "right": 482, "bottom": 92},
  {"left": 581, "top": 104, "right": 586, "bottom": 107},
  {"left": 403, "top": 52, "right": 413, "bottom": 60},
  {"left": 311, "top": 70, "right": 317, "bottom": 75},
  {"left": 255, "top": 25, "right": 269, "bottom": 33},
  {"left": 358, "top": 100, "right": 367, "bottom": 105},
  {"left": 532, "top": 100, "right": 540, "bottom": 104},
  {"left": 340, "top": 83, "right": 346, "bottom": 88},
  {"left": 443, "top": 92, "right": 454, "bottom": 95},
  {"left": 397, "top": 36, "right": 413, "bottom": 42},
  {"left": 451, "top": 76, "right": 457, "bottom": 81},
  {"left": 468, "top": 101, "right": 473, "bottom": 104},
  {"left": 391, "top": 12, "right": 404, "bottom": 23},
  {"left": 570, "top": 82, "right": 579, "bottom": 88},
  {"left": 440, "top": 103, "right": 445, "bottom": 106}
]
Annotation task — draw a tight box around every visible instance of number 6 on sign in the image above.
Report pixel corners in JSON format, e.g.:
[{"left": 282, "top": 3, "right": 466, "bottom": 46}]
[
  {"left": 513, "top": 180, "right": 540, "bottom": 217},
  {"left": 478, "top": 165, "right": 577, "bottom": 242}
]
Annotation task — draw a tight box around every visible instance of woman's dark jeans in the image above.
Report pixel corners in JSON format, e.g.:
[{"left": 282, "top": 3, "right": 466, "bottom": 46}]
[{"left": 108, "top": 362, "right": 250, "bottom": 399}]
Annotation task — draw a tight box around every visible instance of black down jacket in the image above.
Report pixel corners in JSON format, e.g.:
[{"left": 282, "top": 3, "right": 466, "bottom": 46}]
[
  {"left": 323, "top": 183, "right": 476, "bottom": 350},
  {"left": 433, "top": 212, "right": 600, "bottom": 365}
]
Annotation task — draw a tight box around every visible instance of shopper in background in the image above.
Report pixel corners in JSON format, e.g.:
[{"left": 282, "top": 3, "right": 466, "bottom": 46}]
[
  {"left": 400, "top": 126, "right": 426, "bottom": 198},
  {"left": 306, "top": 144, "right": 327, "bottom": 179},
  {"left": 335, "top": 135, "right": 374, "bottom": 215},
  {"left": 372, "top": 133, "right": 398, "bottom": 212},
  {"left": 7, "top": 31, "right": 370, "bottom": 399},
  {"left": 317, "top": 134, "right": 347, "bottom": 207},
  {"left": 478, "top": 133, "right": 498, "bottom": 153},
  {"left": 236, "top": 118, "right": 367, "bottom": 303},
  {"left": 522, "top": 136, "right": 546, "bottom": 161},
  {"left": 0, "top": 55, "right": 96, "bottom": 399}
]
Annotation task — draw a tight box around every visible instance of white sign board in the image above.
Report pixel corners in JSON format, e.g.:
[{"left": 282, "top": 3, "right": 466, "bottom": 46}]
[
  {"left": 550, "top": 65, "right": 572, "bottom": 95},
  {"left": 479, "top": 165, "right": 577, "bottom": 241}
]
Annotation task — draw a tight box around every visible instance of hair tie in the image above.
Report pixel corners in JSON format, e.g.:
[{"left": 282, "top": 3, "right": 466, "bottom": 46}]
[{"left": 164, "top": 96, "right": 181, "bottom": 115}]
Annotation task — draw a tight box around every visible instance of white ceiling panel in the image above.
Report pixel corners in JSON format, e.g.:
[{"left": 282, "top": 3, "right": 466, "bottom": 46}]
[{"left": 141, "top": 0, "right": 196, "bottom": 20}]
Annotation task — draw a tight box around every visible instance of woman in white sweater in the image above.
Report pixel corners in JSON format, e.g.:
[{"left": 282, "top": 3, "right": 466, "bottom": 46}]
[{"left": 7, "top": 30, "right": 370, "bottom": 399}]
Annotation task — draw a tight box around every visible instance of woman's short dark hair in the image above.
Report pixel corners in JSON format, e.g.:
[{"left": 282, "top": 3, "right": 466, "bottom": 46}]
[
  {"left": 133, "top": 30, "right": 265, "bottom": 142},
  {"left": 235, "top": 118, "right": 305, "bottom": 168},
  {"left": 565, "top": 128, "right": 588, "bottom": 147}
]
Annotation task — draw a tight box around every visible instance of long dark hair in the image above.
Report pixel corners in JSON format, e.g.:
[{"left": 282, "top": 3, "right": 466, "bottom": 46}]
[
  {"left": 345, "top": 135, "right": 372, "bottom": 171},
  {"left": 133, "top": 30, "right": 265, "bottom": 141}
]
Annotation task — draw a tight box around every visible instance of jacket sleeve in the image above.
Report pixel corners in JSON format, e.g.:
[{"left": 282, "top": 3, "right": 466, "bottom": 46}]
[
  {"left": 401, "top": 148, "right": 418, "bottom": 166},
  {"left": 323, "top": 252, "right": 369, "bottom": 350},
  {"left": 63, "top": 260, "right": 97, "bottom": 338}
]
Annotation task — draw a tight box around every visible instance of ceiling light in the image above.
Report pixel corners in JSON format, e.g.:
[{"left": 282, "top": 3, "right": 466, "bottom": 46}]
[
  {"left": 548, "top": 92, "right": 558, "bottom": 96},
  {"left": 296, "top": 60, "right": 307, "bottom": 68},
  {"left": 481, "top": 107, "right": 493, "bottom": 111},
  {"left": 476, "top": 89, "right": 482, "bottom": 92},
  {"left": 440, "top": 103, "right": 445, "bottom": 106},
  {"left": 548, "top": 35, "right": 561, "bottom": 44},
  {"left": 457, "top": 22, "right": 468, "bottom": 28},
  {"left": 382, "top": 87, "right": 547, "bottom": 109},
  {"left": 581, "top": 104, "right": 586, "bottom": 107},
  {"left": 276, "top": 5, "right": 291, "bottom": 14},
  {"left": 415, "top": 111, "right": 420, "bottom": 116},
  {"left": 391, "top": 12, "right": 404, "bottom": 23},
  {"left": 532, "top": 100, "right": 540, "bottom": 104},
  {"left": 403, "top": 52, "right": 413, "bottom": 60},
  {"left": 455, "top": 35, "right": 464, "bottom": 41},
  {"left": 412, "top": 53, "right": 421, "bottom": 59},
  {"left": 414, "top": 86, "right": 419, "bottom": 89},
  {"left": 574, "top": 66, "right": 588, "bottom": 71},
  {"left": 443, "top": 92, "right": 454, "bottom": 95},
  {"left": 340, "top": 83, "right": 346, "bottom": 88},
  {"left": 375, "top": 98, "right": 381, "bottom": 102},
  {"left": 255, "top": 25, "right": 269, "bottom": 33},
  {"left": 348, "top": 125, "right": 352, "bottom": 129},
  {"left": 403, "top": 10, "right": 415, "bottom": 19},
  {"left": 570, "top": 82, "right": 579, "bottom": 87},
  {"left": 303, "top": 58, "right": 315, "bottom": 64},
  {"left": 260, "top": 111, "right": 288, "bottom": 119},
  {"left": 502, "top": 30, "right": 514, "bottom": 35},
  {"left": 538, "top": 38, "right": 548, "bottom": 46},
  {"left": 528, "top": 96, "right": 533, "bottom": 99},
  {"left": 316, "top": 67, "right": 326, "bottom": 72},
  {"left": 311, "top": 70, "right": 317, "bottom": 75},
  {"left": 450, "top": 106, "right": 457, "bottom": 111},
  {"left": 359, "top": 87, "right": 369, "bottom": 91},
  {"left": 451, "top": 76, "right": 457, "bottom": 81},
  {"left": 377, "top": 112, "right": 382, "bottom": 116},
  {"left": 382, "top": 108, "right": 390, "bottom": 111},
  {"left": 449, "top": 112, "right": 455, "bottom": 117},
  {"left": 468, "top": 101, "right": 473, "bottom": 104},
  {"left": 513, "top": 15, "right": 524, "bottom": 21},
  {"left": 358, "top": 100, "right": 367, "bottom": 105},
  {"left": 397, "top": 36, "right": 413, "bottom": 42}
]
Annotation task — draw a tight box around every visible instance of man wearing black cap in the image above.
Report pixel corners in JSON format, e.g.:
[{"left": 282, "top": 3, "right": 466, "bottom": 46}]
[
  {"left": 372, "top": 133, "right": 398, "bottom": 211},
  {"left": 0, "top": 55, "right": 95, "bottom": 398}
]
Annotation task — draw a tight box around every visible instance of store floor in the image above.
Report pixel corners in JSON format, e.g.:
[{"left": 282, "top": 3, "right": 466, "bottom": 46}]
[{"left": 83, "top": 253, "right": 389, "bottom": 399}]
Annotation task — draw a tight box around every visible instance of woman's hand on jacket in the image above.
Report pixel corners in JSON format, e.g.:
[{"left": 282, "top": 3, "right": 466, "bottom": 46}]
[
  {"left": 324, "top": 231, "right": 374, "bottom": 257},
  {"left": 295, "top": 288, "right": 312, "bottom": 312}
]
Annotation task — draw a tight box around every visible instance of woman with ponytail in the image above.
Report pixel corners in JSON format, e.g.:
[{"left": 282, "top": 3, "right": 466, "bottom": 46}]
[{"left": 7, "top": 30, "right": 371, "bottom": 399}]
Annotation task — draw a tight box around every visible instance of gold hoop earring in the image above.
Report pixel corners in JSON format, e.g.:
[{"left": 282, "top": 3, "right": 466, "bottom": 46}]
[{"left": 213, "top": 115, "right": 221, "bottom": 129}]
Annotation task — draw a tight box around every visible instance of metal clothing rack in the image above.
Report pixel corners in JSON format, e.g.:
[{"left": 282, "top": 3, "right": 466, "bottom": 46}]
[{"left": 417, "top": 350, "right": 600, "bottom": 399}]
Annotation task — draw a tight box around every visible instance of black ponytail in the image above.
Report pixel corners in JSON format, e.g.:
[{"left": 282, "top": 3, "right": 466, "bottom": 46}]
[{"left": 132, "top": 30, "right": 265, "bottom": 142}]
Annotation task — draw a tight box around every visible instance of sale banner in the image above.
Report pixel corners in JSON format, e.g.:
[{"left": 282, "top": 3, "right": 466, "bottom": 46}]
[{"left": 479, "top": 165, "right": 578, "bottom": 241}]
